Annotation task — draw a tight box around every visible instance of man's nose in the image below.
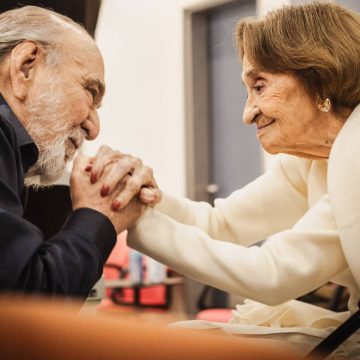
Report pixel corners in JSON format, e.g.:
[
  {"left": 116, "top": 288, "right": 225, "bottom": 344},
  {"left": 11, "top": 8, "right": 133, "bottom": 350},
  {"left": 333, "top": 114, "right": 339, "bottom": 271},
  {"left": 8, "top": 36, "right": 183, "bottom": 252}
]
[
  {"left": 242, "top": 96, "right": 260, "bottom": 125},
  {"left": 82, "top": 110, "right": 100, "bottom": 140}
]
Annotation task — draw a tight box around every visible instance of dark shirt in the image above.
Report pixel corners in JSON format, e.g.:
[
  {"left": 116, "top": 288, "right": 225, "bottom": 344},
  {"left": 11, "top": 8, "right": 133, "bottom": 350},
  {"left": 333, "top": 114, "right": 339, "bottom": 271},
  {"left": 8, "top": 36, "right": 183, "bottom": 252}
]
[{"left": 0, "top": 94, "right": 116, "bottom": 298}]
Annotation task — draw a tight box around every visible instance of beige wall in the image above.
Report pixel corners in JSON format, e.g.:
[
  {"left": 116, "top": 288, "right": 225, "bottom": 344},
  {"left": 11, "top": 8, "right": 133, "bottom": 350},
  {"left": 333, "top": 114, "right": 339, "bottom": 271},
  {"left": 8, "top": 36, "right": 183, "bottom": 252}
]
[{"left": 84, "top": 0, "right": 289, "bottom": 195}]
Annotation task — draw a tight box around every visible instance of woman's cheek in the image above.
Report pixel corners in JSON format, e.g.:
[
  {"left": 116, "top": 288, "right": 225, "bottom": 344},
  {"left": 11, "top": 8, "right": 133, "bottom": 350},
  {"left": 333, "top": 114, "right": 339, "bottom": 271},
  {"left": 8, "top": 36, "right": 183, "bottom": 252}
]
[{"left": 261, "top": 100, "right": 287, "bottom": 120}]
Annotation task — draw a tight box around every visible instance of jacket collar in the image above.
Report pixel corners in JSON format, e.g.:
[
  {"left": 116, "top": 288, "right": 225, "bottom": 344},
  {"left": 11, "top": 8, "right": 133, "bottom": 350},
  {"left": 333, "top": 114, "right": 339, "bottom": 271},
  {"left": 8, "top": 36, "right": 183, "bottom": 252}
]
[{"left": 0, "top": 93, "right": 38, "bottom": 172}]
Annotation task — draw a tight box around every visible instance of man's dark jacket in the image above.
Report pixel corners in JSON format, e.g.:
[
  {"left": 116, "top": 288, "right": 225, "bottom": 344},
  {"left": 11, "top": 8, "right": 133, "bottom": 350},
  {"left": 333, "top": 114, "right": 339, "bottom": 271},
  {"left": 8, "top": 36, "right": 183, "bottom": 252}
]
[{"left": 0, "top": 94, "right": 116, "bottom": 298}]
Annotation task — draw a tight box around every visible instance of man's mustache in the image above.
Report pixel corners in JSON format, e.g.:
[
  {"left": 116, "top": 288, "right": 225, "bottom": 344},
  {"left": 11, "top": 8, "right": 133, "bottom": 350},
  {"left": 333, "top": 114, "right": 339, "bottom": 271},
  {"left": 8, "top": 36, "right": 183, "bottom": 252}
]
[{"left": 69, "top": 128, "right": 87, "bottom": 149}]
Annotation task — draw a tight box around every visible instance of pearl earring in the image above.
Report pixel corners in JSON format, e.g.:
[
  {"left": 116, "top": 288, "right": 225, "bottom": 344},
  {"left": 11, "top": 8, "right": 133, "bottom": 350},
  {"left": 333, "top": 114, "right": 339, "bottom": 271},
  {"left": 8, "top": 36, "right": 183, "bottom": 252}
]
[{"left": 317, "top": 97, "right": 331, "bottom": 112}]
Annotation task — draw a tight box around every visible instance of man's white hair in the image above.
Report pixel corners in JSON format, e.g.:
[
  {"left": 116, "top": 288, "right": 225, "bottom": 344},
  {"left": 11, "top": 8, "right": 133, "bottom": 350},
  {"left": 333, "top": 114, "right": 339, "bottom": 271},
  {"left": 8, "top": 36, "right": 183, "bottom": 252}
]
[{"left": 0, "top": 6, "right": 91, "bottom": 65}]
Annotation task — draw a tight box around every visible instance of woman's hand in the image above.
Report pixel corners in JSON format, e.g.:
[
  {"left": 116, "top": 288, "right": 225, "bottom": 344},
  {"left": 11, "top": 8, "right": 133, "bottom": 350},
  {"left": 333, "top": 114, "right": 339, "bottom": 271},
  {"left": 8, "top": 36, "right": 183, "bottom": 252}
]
[
  {"left": 71, "top": 155, "right": 147, "bottom": 233},
  {"left": 84, "top": 145, "right": 162, "bottom": 211}
]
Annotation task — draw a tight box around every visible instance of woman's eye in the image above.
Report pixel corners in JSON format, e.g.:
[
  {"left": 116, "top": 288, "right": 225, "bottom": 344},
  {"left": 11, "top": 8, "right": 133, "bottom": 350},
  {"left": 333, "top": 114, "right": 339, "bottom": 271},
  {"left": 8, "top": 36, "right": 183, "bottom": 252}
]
[
  {"left": 252, "top": 79, "right": 265, "bottom": 93},
  {"left": 253, "top": 84, "right": 264, "bottom": 93}
]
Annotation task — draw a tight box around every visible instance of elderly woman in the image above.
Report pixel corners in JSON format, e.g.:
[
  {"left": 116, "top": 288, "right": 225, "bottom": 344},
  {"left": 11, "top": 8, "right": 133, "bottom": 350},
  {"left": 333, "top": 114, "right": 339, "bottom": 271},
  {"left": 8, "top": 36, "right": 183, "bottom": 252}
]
[{"left": 89, "top": 1, "right": 360, "bottom": 358}]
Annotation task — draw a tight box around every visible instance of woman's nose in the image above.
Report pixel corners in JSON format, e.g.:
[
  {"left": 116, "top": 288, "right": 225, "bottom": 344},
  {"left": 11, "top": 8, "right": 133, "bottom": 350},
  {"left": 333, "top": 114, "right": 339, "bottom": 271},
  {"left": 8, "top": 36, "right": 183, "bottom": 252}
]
[{"left": 243, "top": 97, "right": 260, "bottom": 125}]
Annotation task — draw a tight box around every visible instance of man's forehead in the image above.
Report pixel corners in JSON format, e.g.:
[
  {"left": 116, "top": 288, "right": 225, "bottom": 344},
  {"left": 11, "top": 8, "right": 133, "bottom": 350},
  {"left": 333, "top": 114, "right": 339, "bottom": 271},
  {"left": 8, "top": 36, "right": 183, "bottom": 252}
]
[
  {"left": 69, "top": 45, "right": 105, "bottom": 83},
  {"left": 63, "top": 30, "right": 103, "bottom": 69},
  {"left": 71, "top": 43, "right": 103, "bottom": 68},
  {"left": 56, "top": 32, "right": 105, "bottom": 98}
]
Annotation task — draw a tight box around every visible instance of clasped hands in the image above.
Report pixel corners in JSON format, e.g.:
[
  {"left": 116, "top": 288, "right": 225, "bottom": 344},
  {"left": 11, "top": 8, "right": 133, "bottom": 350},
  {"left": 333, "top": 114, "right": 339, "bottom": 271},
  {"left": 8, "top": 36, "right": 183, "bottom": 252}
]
[{"left": 70, "top": 145, "right": 162, "bottom": 233}]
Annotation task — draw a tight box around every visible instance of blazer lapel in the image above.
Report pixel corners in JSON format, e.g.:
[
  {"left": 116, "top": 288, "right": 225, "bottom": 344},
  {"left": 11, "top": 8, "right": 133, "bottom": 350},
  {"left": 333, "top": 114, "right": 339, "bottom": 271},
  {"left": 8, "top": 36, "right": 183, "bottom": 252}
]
[{"left": 328, "top": 104, "right": 360, "bottom": 289}]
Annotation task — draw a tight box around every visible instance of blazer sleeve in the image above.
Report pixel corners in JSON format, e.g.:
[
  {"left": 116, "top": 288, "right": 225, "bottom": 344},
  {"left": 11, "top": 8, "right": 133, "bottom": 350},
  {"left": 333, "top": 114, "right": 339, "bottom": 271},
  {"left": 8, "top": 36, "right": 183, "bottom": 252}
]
[
  {"left": 128, "top": 194, "right": 347, "bottom": 305},
  {"left": 155, "top": 155, "right": 309, "bottom": 246}
]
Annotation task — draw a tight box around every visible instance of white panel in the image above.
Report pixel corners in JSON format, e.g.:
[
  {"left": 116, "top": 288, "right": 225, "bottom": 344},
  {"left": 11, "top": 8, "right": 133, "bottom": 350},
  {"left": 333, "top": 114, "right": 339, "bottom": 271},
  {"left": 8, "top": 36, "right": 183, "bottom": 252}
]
[
  {"left": 257, "top": 0, "right": 290, "bottom": 17},
  {"left": 84, "top": 0, "right": 187, "bottom": 196}
]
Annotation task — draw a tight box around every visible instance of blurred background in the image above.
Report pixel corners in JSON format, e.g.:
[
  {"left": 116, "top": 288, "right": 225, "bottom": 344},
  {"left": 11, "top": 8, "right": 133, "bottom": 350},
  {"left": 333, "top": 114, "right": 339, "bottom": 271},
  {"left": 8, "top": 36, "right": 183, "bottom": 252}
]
[{"left": 1, "top": 0, "right": 359, "bottom": 323}]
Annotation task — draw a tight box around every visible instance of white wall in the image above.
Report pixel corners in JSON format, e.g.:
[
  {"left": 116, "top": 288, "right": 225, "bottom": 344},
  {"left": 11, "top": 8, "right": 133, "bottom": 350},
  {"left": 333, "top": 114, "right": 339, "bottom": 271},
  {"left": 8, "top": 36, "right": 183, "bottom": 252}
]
[{"left": 84, "top": 0, "right": 289, "bottom": 195}]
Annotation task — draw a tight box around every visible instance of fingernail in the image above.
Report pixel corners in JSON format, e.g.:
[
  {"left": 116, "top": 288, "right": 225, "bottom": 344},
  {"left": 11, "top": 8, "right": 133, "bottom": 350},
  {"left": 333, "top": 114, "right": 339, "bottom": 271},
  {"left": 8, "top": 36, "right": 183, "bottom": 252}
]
[
  {"left": 100, "top": 185, "right": 110, "bottom": 197},
  {"left": 85, "top": 165, "right": 92, "bottom": 172},
  {"left": 111, "top": 200, "right": 121, "bottom": 211},
  {"left": 90, "top": 172, "right": 97, "bottom": 184}
]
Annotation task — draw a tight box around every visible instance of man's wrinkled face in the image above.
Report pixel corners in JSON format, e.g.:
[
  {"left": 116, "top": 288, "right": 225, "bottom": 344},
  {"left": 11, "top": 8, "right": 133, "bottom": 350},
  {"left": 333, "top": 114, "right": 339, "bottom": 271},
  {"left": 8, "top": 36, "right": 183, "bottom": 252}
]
[{"left": 25, "top": 40, "right": 105, "bottom": 186}]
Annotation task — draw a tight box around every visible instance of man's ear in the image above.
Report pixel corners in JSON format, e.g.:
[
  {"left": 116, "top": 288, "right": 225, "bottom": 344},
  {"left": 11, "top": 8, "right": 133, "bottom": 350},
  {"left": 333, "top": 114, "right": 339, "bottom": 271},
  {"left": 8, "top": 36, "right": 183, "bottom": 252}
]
[{"left": 9, "top": 41, "right": 43, "bottom": 101}]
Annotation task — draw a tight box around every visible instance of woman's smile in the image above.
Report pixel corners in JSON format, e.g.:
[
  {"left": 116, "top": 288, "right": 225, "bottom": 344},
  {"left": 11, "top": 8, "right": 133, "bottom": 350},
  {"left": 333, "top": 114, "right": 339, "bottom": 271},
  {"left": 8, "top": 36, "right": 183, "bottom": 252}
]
[{"left": 256, "top": 118, "right": 275, "bottom": 133}]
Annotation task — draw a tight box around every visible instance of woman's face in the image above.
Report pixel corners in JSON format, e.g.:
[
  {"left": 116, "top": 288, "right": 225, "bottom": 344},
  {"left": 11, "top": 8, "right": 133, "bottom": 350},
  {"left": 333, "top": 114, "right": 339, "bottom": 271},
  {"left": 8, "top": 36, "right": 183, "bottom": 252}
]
[{"left": 241, "top": 56, "right": 344, "bottom": 159}]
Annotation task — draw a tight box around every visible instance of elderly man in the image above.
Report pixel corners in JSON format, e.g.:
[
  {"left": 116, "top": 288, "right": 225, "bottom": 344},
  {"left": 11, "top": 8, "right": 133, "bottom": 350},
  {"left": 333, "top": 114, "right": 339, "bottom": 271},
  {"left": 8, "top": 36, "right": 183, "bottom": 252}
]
[{"left": 0, "top": 6, "right": 158, "bottom": 298}]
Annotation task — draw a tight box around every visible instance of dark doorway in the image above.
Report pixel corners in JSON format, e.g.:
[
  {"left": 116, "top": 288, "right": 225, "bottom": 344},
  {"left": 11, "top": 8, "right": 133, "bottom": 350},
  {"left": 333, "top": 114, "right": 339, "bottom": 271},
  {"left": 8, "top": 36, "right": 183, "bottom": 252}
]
[{"left": 184, "top": 0, "right": 259, "bottom": 315}]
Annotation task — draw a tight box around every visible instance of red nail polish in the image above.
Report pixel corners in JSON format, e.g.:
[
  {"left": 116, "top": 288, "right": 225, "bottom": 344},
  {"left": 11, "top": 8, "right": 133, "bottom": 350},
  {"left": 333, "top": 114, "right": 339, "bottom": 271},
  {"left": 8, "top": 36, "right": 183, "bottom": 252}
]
[
  {"left": 90, "top": 172, "right": 97, "bottom": 184},
  {"left": 100, "top": 185, "right": 109, "bottom": 197},
  {"left": 85, "top": 165, "right": 92, "bottom": 172},
  {"left": 111, "top": 200, "right": 121, "bottom": 211}
]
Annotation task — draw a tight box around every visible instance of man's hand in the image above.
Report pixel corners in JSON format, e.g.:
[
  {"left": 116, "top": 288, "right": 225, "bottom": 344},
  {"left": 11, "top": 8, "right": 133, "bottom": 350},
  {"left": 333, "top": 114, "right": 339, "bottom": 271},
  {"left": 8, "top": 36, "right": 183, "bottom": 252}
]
[
  {"left": 70, "top": 155, "right": 146, "bottom": 233},
  {"left": 84, "top": 145, "right": 162, "bottom": 211}
]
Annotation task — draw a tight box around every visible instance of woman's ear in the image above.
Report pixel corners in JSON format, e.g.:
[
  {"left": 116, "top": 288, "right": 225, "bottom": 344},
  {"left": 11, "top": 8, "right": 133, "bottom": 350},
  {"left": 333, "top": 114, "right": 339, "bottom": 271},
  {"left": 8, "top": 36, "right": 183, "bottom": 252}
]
[{"left": 9, "top": 41, "right": 43, "bottom": 100}]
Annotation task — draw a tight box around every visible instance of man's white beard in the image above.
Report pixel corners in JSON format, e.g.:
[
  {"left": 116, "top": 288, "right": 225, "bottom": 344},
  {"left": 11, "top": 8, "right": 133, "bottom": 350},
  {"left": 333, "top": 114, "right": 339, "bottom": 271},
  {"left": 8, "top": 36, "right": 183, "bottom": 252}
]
[{"left": 24, "top": 77, "right": 86, "bottom": 188}]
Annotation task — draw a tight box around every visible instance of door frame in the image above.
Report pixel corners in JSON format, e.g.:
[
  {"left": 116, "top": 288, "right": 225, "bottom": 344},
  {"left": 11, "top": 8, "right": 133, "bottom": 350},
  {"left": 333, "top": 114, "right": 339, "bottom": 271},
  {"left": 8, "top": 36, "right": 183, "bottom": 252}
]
[
  {"left": 183, "top": 0, "right": 243, "bottom": 201},
  {"left": 182, "top": 0, "right": 242, "bottom": 315}
]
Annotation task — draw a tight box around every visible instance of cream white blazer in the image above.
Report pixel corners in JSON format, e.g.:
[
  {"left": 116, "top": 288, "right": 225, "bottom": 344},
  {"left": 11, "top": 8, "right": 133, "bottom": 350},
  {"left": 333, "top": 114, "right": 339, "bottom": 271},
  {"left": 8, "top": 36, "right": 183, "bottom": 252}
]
[
  {"left": 127, "top": 106, "right": 360, "bottom": 347},
  {"left": 127, "top": 105, "right": 360, "bottom": 355}
]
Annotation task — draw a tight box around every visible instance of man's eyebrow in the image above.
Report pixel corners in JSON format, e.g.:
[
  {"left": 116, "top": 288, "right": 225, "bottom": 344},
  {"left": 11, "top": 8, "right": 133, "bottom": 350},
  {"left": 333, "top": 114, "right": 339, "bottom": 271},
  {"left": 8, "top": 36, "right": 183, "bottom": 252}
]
[{"left": 83, "top": 77, "right": 106, "bottom": 103}]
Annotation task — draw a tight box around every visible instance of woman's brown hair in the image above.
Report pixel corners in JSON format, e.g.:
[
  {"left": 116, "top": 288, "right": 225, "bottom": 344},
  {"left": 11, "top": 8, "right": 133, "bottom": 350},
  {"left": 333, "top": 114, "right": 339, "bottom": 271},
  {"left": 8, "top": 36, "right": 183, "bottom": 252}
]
[{"left": 236, "top": 2, "right": 360, "bottom": 112}]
